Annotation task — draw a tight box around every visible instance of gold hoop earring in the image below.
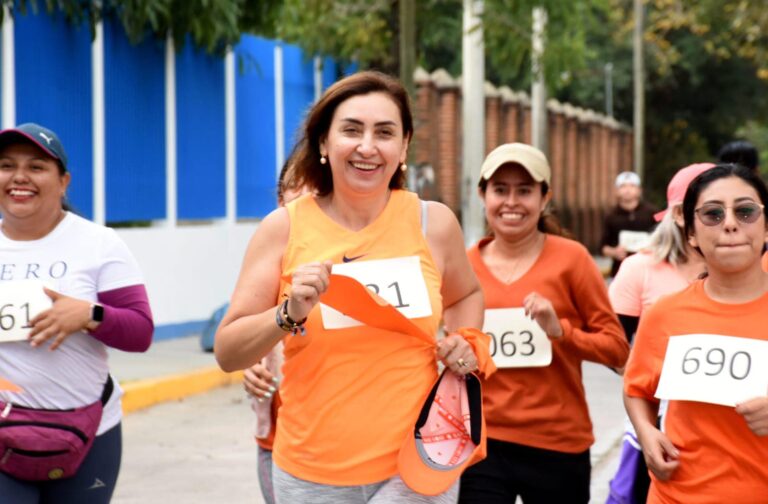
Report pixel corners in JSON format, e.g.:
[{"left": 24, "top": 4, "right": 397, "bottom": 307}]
[{"left": 320, "top": 155, "right": 327, "bottom": 165}]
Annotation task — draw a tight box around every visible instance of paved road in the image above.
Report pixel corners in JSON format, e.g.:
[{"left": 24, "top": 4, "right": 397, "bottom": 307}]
[{"left": 114, "top": 362, "right": 624, "bottom": 504}]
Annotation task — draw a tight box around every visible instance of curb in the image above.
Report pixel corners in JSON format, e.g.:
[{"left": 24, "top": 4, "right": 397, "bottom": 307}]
[{"left": 120, "top": 366, "right": 244, "bottom": 415}]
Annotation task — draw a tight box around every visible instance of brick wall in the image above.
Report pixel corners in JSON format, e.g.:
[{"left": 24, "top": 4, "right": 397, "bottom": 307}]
[{"left": 412, "top": 68, "right": 633, "bottom": 252}]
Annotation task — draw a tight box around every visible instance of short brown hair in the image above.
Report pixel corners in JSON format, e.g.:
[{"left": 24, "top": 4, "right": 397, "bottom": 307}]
[{"left": 290, "top": 71, "right": 413, "bottom": 197}]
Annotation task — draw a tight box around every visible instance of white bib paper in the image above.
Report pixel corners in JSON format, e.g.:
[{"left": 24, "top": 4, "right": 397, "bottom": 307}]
[
  {"left": 655, "top": 334, "right": 768, "bottom": 407},
  {"left": 0, "top": 280, "right": 53, "bottom": 343},
  {"left": 483, "top": 308, "right": 552, "bottom": 368},
  {"left": 618, "top": 230, "right": 651, "bottom": 253},
  {"left": 320, "top": 256, "right": 433, "bottom": 329}
]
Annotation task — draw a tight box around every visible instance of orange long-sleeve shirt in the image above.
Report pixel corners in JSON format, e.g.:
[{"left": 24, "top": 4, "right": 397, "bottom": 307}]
[
  {"left": 624, "top": 281, "right": 768, "bottom": 503},
  {"left": 468, "top": 235, "right": 629, "bottom": 453}
]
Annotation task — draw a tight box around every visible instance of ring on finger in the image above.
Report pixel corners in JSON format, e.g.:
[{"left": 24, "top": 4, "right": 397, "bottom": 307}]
[{"left": 457, "top": 358, "right": 468, "bottom": 368}]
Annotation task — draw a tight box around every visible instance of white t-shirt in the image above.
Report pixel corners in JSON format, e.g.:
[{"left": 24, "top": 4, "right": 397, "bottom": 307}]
[{"left": 0, "top": 212, "right": 145, "bottom": 434}]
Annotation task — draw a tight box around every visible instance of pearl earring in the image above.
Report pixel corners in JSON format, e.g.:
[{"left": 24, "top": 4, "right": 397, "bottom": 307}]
[
  {"left": 320, "top": 155, "right": 327, "bottom": 165},
  {"left": 401, "top": 162, "right": 407, "bottom": 172}
]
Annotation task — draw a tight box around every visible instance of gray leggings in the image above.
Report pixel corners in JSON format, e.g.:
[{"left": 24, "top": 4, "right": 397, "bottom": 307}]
[{"left": 273, "top": 462, "right": 459, "bottom": 504}]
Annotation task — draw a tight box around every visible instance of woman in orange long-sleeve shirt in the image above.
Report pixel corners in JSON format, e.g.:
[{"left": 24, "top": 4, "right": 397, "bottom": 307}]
[
  {"left": 624, "top": 164, "right": 768, "bottom": 503},
  {"left": 459, "top": 143, "right": 630, "bottom": 504}
]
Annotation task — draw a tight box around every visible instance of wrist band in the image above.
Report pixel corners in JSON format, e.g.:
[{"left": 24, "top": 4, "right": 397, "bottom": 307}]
[{"left": 276, "top": 299, "right": 307, "bottom": 336}]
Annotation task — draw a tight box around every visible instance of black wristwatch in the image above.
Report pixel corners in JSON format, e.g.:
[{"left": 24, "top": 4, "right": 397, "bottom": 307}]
[{"left": 90, "top": 303, "right": 105, "bottom": 323}]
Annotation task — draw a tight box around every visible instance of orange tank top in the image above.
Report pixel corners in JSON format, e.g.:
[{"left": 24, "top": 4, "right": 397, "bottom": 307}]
[{"left": 272, "top": 190, "right": 444, "bottom": 485}]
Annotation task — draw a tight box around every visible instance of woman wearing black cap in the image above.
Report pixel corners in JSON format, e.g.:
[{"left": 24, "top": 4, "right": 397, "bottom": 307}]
[{"left": 0, "top": 123, "right": 154, "bottom": 503}]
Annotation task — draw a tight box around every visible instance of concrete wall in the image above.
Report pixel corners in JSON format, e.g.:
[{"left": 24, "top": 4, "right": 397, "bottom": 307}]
[{"left": 116, "top": 223, "right": 257, "bottom": 338}]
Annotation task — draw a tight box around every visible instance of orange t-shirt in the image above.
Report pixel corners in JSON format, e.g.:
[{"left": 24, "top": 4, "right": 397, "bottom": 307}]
[
  {"left": 272, "top": 190, "right": 444, "bottom": 485},
  {"left": 468, "top": 235, "right": 628, "bottom": 453},
  {"left": 624, "top": 280, "right": 768, "bottom": 504}
]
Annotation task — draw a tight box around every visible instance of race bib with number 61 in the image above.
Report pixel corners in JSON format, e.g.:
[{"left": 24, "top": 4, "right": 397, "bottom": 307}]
[
  {"left": 483, "top": 308, "right": 552, "bottom": 368},
  {"left": 655, "top": 334, "right": 768, "bottom": 407},
  {"left": 320, "top": 256, "right": 433, "bottom": 329},
  {"left": 0, "top": 280, "right": 52, "bottom": 343}
]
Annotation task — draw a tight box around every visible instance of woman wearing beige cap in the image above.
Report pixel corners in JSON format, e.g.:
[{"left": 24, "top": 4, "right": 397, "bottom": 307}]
[{"left": 459, "top": 143, "right": 629, "bottom": 503}]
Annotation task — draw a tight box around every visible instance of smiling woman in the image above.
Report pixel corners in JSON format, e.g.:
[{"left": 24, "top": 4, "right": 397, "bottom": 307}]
[
  {"left": 215, "top": 71, "right": 494, "bottom": 503},
  {"left": 0, "top": 123, "right": 153, "bottom": 504},
  {"left": 459, "top": 143, "right": 628, "bottom": 504}
]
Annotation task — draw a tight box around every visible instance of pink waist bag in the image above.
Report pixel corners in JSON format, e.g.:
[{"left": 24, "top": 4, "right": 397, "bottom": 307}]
[{"left": 0, "top": 376, "right": 112, "bottom": 481}]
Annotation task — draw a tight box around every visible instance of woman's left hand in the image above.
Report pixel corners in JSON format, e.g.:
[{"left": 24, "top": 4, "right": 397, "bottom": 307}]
[
  {"left": 735, "top": 396, "right": 768, "bottom": 436},
  {"left": 437, "top": 334, "right": 478, "bottom": 375},
  {"left": 523, "top": 291, "right": 563, "bottom": 339},
  {"left": 28, "top": 288, "right": 92, "bottom": 350}
]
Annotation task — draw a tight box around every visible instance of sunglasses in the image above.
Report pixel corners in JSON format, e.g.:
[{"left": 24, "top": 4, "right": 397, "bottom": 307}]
[{"left": 694, "top": 202, "right": 765, "bottom": 226}]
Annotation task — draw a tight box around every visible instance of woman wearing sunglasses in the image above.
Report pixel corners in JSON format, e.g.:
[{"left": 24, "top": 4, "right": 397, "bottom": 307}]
[{"left": 624, "top": 164, "right": 768, "bottom": 503}]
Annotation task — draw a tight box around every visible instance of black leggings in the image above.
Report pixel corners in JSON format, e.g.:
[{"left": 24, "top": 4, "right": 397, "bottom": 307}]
[
  {"left": 0, "top": 423, "right": 122, "bottom": 504},
  {"left": 459, "top": 438, "right": 591, "bottom": 504}
]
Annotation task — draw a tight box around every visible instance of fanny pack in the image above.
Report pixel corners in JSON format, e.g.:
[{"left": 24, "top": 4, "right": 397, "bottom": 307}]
[{"left": 0, "top": 375, "right": 113, "bottom": 481}]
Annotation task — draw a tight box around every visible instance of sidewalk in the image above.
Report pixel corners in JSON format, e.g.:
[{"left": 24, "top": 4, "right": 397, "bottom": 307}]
[{"left": 110, "top": 334, "right": 626, "bottom": 503}]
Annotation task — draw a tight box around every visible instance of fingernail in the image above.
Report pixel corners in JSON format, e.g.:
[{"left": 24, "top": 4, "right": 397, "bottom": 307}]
[
  {"left": 272, "top": 377, "right": 279, "bottom": 384},
  {"left": 257, "top": 398, "right": 264, "bottom": 403},
  {"left": 268, "top": 386, "right": 277, "bottom": 393},
  {"left": 264, "top": 392, "right": 272, "bottom": 399}
]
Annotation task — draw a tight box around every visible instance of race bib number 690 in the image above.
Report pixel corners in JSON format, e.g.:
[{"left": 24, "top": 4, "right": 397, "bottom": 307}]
[
  {"left": 655, "top": 334, "right": 768, "bottom": 407},
  {"left": 483, "top": 308, "right": 552, "bottom": 368}
]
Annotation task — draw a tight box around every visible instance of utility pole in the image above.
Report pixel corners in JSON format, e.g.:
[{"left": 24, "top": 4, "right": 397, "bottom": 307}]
[
  {"left": 462, "top": 0, "right": 485, "bottom": 245},
  {"left": 399, "top": 0, "right": 416, "bottom": 97},
  {"left": 633, "top": 0, "right": 644, "bottom": 177},
  {"left": 531, "top": 6, "right": 547, "bottom": 153},
  {"left": 605, "top": 62, "right": 614, "bottom": 117}
]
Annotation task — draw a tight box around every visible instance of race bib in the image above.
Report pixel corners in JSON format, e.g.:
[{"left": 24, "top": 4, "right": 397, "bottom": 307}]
[
  {"left": 618, "top": 230, "right": 651, "bottom": 253},
  {"left": 0, "top": 280, "right": 52, "bottom": 343},
  {"left": 655, "top": 334, "right": 768, "bottom": 407},
  {"left": 483, "top": 308, "right": 552, "bottom": 368},
  {"left": 320, "top": 256, "right": 432, "bottom": 329}
]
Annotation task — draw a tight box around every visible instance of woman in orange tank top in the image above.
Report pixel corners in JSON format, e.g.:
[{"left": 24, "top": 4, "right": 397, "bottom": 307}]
[{"left": 215, "top": 71, "right": 490, "bottom": 503}]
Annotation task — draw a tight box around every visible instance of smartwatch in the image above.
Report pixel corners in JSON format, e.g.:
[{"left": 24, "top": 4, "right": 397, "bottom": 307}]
[{"left": 90, "top": 303, "right": 105, "bottom": 323}]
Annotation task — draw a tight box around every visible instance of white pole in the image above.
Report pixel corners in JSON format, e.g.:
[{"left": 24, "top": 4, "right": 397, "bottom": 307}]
[
  {"left": 225, "top": 48, "right": 236, "bottom": 224},
  {"left": 531, "top": 6, "right": 547, "bottom": 152},
  {"left": 91, "top": 19, "right": 106, "bottom": 225},
  {"left": 633, "top": 0, "right": 645, "bottom": 178},
  {"left": 461, "top": 0, "right": 485, "bottom": 245},
  {"left": 274, "top": 44, "right": 284, "bottom": 176},
  {"left": 1, "top": 5, "right": 16, "bottom": 129},
  {"left": 164, "top": 34, "right": 177, "bottom": 227},
  {"left": 313, "top": 55, "right": 323, "bottom": 102}
]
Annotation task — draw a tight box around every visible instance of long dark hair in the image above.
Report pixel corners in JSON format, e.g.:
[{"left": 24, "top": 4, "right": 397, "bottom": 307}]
[
  {"left": 291, "top": 71, "right": 413, "bottom": 197},
  {"left": 682, "top": 163, "right": 768, "bottom": 241}
]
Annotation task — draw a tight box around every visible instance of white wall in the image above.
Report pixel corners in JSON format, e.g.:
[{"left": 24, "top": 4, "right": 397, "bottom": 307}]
[{"left": 116, "top": 222, "right": 258, "bottom": 327}]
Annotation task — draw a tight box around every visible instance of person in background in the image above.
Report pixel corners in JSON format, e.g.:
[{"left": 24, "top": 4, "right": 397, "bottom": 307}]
[
  {"left": 604, "top": 163, "right": 712, "bottom": 504},
  {"left": 215, "top": 71, "right": 489, "bottom": 503},
  {"left": 459, "top": 143, "right": 629, "bottom": 504},
  {"left": 718, "top": 139, "right": 759, "bottom": 174},
  {"left": 0, "top": 123, "right": 153, "bottom": 503},
  {"left": 601, "top": 171, "right": 658, "bottom": 277},
  {"left": 624, "top": 164, "right": 768, "bottom": 503},
  {"left": 243, "top": 158, "right": 309, "bottom": 504}
]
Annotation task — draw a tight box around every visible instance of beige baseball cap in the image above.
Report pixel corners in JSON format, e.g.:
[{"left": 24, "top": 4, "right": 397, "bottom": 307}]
[{"left": 479, "top": 143, "right": 551, "bottom": 186}]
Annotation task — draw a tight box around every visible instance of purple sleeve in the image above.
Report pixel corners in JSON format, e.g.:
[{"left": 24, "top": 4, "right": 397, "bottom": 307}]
[{"left": 89, "top": 285, "right": 154, "bottom": 352}]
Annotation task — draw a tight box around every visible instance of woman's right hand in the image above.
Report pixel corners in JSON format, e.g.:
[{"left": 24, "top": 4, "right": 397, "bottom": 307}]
[
  {"left": 244, "top": 362, "right": 278, "bottom": 402},
  {"left": 286, "top": 261, "right": 333, "bottom": 321},
  {"left": 637, "top": 425, "right": 680, "bottom": 481}
]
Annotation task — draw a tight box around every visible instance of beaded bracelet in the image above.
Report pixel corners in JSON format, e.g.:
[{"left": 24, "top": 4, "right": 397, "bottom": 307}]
[{"left": 275, "top": 299, "right": 307, "bottom": 336}]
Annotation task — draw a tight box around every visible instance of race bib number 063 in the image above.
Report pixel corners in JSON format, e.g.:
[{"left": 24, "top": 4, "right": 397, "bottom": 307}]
[
  {"left": 0, "top": 280, "right": 52, "bottom": 343},
  {"left": 655, "top": 334, "right": 768, "bottom": 407},
  {"left": 320, "top": 256, "right": 433, "bottom": 329},
  {"left": 483, "top": 308, "right": 552, "bottom": 368}
]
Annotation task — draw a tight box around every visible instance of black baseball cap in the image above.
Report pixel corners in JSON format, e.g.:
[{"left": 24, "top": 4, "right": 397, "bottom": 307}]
[{"left": 0, "top": 123, "right": 68, "bottom": 171}]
